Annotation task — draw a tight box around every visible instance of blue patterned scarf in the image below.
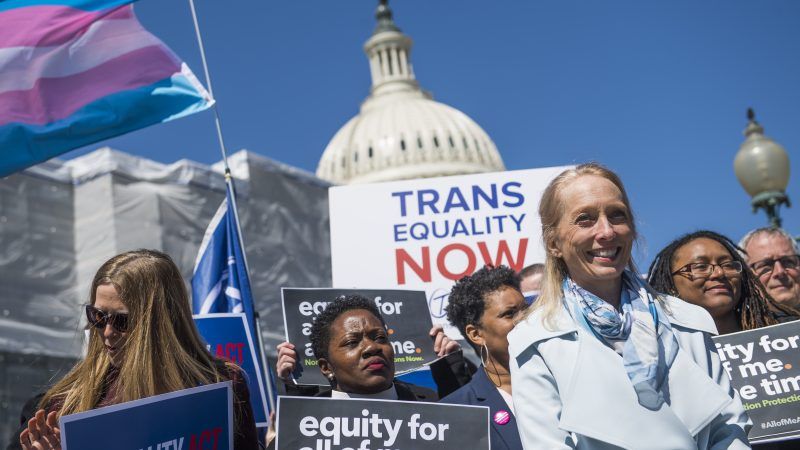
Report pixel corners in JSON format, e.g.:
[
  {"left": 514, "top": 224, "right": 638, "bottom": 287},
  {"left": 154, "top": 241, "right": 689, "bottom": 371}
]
[{"left": 563, "top": 270, "right": 679, "bottom": 410}]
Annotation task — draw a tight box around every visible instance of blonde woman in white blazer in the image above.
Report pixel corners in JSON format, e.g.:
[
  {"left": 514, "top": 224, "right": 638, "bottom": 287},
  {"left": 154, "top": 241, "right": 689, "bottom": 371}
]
[{"left": 508, "top": 163, "right": 751, "bottom": 450}]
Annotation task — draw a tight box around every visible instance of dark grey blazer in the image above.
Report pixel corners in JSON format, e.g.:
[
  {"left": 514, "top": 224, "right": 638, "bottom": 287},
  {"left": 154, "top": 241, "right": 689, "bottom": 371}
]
[{"left": 440, "top": 367, "right": 523, "bottom": 450}]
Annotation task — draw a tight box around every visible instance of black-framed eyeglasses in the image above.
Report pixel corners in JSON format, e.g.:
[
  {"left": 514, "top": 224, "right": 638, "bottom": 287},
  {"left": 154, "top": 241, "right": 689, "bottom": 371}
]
[
  {"left": 85, "top": 304, "right": 129, "bottom": 333},
  {"left": 671, "top": 261, "right": 743, "bottom": 280},
  {"left": 750, "top": 255, "right": 800, "bottom": 277}
]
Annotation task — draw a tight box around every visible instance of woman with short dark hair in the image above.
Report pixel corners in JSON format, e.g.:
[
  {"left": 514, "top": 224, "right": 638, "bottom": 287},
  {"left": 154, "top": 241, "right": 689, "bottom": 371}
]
[
  {"left": 307, "top": 294, "right": 435, "bottom": 399},
  {"left": 276, "top": 292, "right": 467, "bottom": 399},
  {"left": 266, "top": 295, "right": 451, "bottom": 449},
  {"left": 440, "top": 265, "right": 526, "bottom": 450}
]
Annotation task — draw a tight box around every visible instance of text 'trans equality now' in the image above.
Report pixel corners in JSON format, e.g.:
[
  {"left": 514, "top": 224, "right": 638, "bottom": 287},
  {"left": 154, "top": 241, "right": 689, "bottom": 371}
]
[{"left": 390, "top": 183, "right": 529, "bottom": 285}]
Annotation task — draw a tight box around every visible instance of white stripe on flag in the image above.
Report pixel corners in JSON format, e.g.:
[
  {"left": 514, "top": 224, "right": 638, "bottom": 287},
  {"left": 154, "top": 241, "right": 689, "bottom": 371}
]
[
  {"left": 180, "top": 62, "right": 214, "bottom": 104},
  {"left": 225, "top": 286, "right": 242, "bottom": 313},
  {"left": 199, "top": 277, "right": 225, "bottom": 314},
  {"left": 225, "top": 286, "right": 241, "bottom": 300},
  {"left": 193, "top": 197, "right": 228, "bottom": 273},
  {"left": 0, "top": 18, "right": 163, "bottom": 93}
]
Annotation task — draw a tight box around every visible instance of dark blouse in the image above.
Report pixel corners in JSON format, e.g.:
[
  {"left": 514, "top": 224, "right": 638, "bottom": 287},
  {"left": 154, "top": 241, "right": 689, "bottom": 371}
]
[{"left": 313, "top": 379, "right": 438, "bottom": 402}]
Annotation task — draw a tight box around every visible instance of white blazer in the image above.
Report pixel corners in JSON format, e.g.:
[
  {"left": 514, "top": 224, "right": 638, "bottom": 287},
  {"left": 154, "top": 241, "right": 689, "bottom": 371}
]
[{"left": 508, "top": 295, "right": 751, "bottom": 450}]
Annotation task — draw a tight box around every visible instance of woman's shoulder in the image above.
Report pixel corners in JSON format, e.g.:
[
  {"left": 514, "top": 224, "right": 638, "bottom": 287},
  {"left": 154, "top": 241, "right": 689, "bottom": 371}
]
[
  {"left": 214, "top": 358, "right": 246, "bottom": 378},
  {"left": 439, "top": 378, "right": 476, "bottom": 405},
  {"left": 508, "top": 304, "right": 577, "bottom": 357},
  {"left": 394, "top": 380, "right": 438, "bottom": 402},
  {"left": 661, "top": 295, "right": 719, "bottom": 335},
  {"left": 314, "top": 381, "right": 437, "bottom": 401},
  {"left": 215, "top": 360, "right": 252, "bottom": 394}
]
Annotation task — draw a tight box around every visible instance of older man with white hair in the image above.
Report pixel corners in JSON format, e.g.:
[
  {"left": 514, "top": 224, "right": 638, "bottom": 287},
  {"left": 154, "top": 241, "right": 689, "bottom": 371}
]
[{"left": 740, "top": 227, "right": 800, "bottom": 322}]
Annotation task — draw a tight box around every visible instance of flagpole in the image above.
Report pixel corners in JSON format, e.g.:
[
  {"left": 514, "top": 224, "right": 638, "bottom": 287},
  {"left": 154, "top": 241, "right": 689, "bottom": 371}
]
[
  {"left": 187, "top": 0, "right": 276, "bottom": 413},
  {"left": 187, "top": 0, "right": 229, "bottom": 167}
]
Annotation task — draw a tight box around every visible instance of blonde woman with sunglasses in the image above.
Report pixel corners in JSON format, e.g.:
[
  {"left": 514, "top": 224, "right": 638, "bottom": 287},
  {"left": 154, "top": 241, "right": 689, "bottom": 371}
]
[{"left": 17, "top": 249, "right": 258, "bottom": 450}]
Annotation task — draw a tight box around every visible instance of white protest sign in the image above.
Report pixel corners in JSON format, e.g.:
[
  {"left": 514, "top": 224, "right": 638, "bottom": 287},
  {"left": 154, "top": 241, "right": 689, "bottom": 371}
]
[{"left": 329, "top": 166, "right": 570, "bottom": 338}]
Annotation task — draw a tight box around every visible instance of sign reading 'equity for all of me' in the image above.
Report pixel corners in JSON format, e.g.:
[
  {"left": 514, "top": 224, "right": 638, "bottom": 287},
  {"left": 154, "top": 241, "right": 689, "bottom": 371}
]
[
  {"left": 281, "top": 288, "right": 438, "bottom": 386},
  {"left": 328, "top": 166, "right": 570, "bottom": 338},
  {"left": 713, "top": 320, "right": 800, "bottom": 443},
  {"left": 276, "top": 396, "right": 490, "bottom": 450}
]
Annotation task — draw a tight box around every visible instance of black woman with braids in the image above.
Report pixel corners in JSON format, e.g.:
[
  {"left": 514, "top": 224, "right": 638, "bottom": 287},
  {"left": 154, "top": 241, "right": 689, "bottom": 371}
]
[{"left": 647, "top": 230, "right": 798, "bottom": 334}]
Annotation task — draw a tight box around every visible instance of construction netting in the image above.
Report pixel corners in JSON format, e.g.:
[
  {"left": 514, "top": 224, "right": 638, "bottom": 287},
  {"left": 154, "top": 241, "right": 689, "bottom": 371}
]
[{"left": 0, "top": 148, "right": 332, "bottom": 444}]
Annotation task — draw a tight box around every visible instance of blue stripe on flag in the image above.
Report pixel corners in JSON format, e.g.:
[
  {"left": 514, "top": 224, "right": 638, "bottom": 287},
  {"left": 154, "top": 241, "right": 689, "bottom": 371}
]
[
  {"left": 0, "top": 73, "right": 212, "bottom": 178},
  {"left": 0, "top": 0, "right": 134, "bottom": 12}
]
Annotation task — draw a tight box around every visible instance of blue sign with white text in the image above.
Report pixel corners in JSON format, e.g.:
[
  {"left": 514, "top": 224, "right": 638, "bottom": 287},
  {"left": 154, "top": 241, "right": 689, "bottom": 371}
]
[
  {"left": 60, "top": 382, "right": 232, "bottom": 450},
  {"left": 193, "top": 313, "right": 269, "bottom": 427}
]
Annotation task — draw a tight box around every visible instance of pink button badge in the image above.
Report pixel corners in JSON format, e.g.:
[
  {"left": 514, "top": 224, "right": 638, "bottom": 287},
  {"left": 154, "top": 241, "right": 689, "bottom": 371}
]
[{"left": 493, "top": 410, "right": 510, "bottom": 425}]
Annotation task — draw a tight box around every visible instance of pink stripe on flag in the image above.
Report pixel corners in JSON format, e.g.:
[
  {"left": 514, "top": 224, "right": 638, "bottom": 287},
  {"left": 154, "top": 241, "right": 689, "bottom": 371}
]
[
  {"left": 0, "top": 45, "right": 181, "bottom": 125},
  {"left": 0, "top": 4, "right": 132, "bottom": 48}
]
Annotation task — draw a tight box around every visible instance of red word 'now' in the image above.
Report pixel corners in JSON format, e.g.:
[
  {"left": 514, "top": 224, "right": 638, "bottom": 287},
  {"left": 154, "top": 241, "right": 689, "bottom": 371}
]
[{"left": 395, "top": 238, "right": 528, "bottom": 284}]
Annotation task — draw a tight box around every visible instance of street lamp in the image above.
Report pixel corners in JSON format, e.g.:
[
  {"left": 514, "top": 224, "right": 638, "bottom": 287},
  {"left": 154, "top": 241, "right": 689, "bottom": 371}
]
[{"left": 733, "top": 108, "right": 792, "bottom": 228}]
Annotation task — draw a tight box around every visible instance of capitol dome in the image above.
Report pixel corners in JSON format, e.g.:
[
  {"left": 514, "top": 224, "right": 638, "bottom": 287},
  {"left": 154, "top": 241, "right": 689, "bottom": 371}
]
[{"left": 316, "top": 0, "right": 505, "bottom": 185}]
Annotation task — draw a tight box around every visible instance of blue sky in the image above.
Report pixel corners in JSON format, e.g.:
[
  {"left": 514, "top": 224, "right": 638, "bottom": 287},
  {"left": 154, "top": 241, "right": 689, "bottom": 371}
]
[{"left": 64, "top": 0, "right": 800, "bottom": 267}]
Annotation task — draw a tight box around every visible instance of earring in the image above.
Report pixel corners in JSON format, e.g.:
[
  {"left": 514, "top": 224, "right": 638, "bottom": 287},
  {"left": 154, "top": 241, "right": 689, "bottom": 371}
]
[{"left": 482, "top": 344, "right": 502, "bottom": 388}]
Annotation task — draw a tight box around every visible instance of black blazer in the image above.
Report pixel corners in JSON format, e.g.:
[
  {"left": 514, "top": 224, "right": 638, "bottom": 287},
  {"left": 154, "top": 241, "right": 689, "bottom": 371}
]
[
  {"left": 314, "top": 379, "right": 438, "bottom": 402},
  {"left": 439, "top": 367, "right": 523, "bottom": 450}
]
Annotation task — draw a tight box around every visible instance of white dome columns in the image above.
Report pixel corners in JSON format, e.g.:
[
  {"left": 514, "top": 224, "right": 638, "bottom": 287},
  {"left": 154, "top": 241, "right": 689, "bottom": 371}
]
[
  {"left": 365, "top": 32, "right": 417, "bottom": 96},
  {"left": 315, "top": 0, "right": 506, "bottom": 185}
]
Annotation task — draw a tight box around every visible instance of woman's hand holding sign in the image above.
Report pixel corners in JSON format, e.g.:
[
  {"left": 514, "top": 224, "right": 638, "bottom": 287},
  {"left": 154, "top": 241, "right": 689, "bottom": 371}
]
[
  {"left": 276, "top": 341, "right": 299, "bottom": 380},
  {"left": 19, "top": 409, "right": 61, "bottom": 450},
  {"left": 429, "top": 325, "right": 460, "bottom": 357}
]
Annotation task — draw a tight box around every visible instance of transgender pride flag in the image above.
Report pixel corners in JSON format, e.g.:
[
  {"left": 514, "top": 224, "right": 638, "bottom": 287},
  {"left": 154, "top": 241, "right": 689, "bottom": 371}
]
[{"left": 0, "top": 0, "right": 214, "bottom": 178}]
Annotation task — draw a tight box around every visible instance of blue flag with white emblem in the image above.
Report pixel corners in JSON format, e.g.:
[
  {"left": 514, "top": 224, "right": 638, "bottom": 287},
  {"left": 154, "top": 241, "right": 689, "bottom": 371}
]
[
  {"left": 192, "top": 185, "right": 254, "bottom": 318},
  {"left": 192, "top": 182, "right": 275, "bottom": 416}
]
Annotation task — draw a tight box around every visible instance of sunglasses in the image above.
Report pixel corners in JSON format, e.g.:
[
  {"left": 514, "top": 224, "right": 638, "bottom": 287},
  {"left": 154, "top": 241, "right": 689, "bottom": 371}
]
[{"left": 85, "top": 304, "right": 129, "bottom": 333}]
